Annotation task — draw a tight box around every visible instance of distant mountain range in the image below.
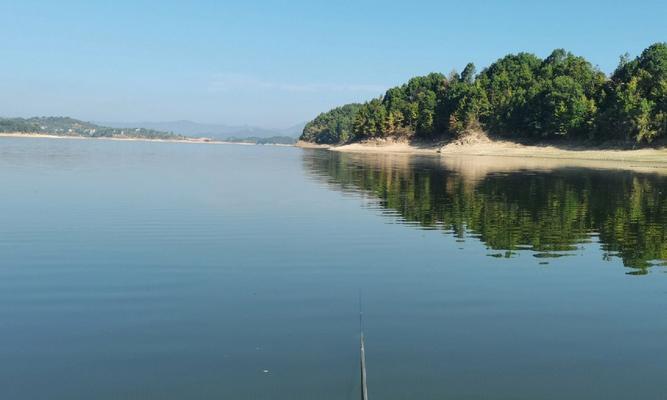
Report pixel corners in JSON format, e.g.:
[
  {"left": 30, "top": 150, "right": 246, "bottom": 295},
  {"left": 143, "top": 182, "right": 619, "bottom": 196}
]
[{"left": 100, "top": 120, "right": 306, "bottom": 140}]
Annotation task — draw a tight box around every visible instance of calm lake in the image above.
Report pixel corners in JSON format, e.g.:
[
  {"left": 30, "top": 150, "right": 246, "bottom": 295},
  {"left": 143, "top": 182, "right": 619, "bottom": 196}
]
[{"left": 1, "top": 137, "right": 666, "bottom": 400}]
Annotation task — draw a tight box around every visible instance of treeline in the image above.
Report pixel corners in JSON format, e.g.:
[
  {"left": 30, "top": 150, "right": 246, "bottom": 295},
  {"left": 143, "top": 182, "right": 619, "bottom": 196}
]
[
  {"left": 300, "top": 103, "right": 362, "bottom": 143},
  {"left": 224, "top": 135, "right": 297, "bottom": 145},
  {"left": 301, "top": 43, "right": 666, "bottom": 144},
  {"left": 0, "top": 117, "right": 183, "bottom": 140}
]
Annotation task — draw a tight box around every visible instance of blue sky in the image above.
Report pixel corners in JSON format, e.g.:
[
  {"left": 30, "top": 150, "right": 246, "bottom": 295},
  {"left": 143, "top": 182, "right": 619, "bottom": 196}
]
[{"left": 0, "top": 0, "right": 665, "bottom": 128}]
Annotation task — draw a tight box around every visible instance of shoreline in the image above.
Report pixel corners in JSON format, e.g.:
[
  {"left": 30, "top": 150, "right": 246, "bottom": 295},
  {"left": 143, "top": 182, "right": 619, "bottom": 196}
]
[
  {"left": 296, "top": 136, "right": 667, "bottom": 167},
  {"left": 0, "top": 133, "right": 295, "bottom": 147},
  {"left": 0, "top": 132, "right": 216, "bottom": 144}
]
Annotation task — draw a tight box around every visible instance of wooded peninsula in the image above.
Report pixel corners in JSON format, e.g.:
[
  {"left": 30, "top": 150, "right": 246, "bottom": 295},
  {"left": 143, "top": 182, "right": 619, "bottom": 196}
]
[{"left": 300, "top": 43, "right": 666, "bottom": 146}]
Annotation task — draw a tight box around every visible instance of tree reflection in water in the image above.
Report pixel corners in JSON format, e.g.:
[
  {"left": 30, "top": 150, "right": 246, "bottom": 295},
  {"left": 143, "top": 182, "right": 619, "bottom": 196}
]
[{"left": 303, "top": 151, "right": 667, "bottom": 274}]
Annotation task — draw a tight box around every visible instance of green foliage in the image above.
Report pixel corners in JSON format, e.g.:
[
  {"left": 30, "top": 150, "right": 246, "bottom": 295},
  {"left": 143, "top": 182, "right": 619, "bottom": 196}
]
[
  {"left": 353, "top": 73, "right": 447, "bottom": 139},
  {"left": 478, "top": 49, "right": 605, "bottom": 138},
  {"left": 476, "top": 52, "right": 543, "bottom": 135},
  {"left": 353, "top": 99, "right": 387, "bottom": 138},
  {"left": 437, "top": 68, "right": 487, "bottom": 134},
  {"left": 460, "top": 62, "right": 476, "bottom": 84},
  {"left": 299, "top": 103, "right": 362, "bottom": 144},
  {"left": 301, "top": 43, "right": 667, "bottom": 144},
  {"left": 598, "top": 43, "right": 667, "bottom": 142}
]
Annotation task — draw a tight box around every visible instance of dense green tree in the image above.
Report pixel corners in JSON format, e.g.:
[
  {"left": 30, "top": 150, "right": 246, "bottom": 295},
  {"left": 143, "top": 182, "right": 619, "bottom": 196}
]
[
  {"left": 416, "top": 90, "right": 437, "bottom": 136},
  {"left": 528, "top": 50, "right": 605, "bottom": 138},
  {"left": 476, "top": 52, "right": 543, "bottom": 135},
  {"left": 436, "top": 66, "right": 488, "bottom": 134},
  {"left": 530, "top": 75, "right": 596, "bottom": 137},
  {"left": 300, "top": 103, "right": 362, "bottom": 144},
  {"left": 353, "top": 99, "right": 386, "bottom": 138},
  {"left": 344, "top": 73, "right": 448, "bottom": 140},
  {"left": 301, "top": 43, "right": 666, "bottom": 144},
  {"left": 598, "top": 43, "right": 667, "bottom": 142},
  {"left": 460, "top": 62, "right": 476, "bottom": 84}
]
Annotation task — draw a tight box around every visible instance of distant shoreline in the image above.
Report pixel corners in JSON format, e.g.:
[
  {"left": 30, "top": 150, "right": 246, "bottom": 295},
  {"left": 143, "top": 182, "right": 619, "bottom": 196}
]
[
  {"left": 296, "top": 132, "right": 667, "bottom": 168},
  {"left": 0, "top": 132, "right": 215, "bottom": 144},
  {"left": 0, "top": 132, "right": 295, "bottom": 147}
]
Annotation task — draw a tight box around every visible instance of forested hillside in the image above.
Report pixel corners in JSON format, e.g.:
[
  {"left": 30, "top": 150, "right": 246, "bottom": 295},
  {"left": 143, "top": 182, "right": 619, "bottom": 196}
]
[
  {"left": 300, "top": 104, "right": 362, "bottom": 144},
  {"left": 300, "top": 43, "right": 667, "bottom": 144}
]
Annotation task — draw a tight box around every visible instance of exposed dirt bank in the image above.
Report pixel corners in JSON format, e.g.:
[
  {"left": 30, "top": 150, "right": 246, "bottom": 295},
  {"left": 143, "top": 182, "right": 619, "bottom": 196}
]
[{"left": 297, "top": 132, "right": 667, "bottom": 167}]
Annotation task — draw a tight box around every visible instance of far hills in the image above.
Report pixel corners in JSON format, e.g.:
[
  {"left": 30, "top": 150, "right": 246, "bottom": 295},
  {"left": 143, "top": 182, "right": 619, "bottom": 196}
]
[
  {"left": 0, "top": 117, "right": 183, "bottom": 140},
  {"left": 0, "top": 117, "right": 302, "bottom": 144},
  {"left": 102, "top": 120, "right": 304, "bottom": 143}
]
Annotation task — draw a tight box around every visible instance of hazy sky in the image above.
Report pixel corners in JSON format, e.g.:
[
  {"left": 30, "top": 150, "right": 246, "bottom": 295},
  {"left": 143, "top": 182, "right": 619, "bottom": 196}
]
[{"left": 1, "top": 0, "right": 665, "bottom": 128}]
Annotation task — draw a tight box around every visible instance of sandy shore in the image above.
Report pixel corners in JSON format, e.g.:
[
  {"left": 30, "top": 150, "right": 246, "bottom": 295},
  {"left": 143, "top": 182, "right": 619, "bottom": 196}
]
[
  {"left": 295, "top": 140, "right": 332, "bottom": 149},
  {"left": 297, "top": 134, "right": 667, "bottom": 167}
]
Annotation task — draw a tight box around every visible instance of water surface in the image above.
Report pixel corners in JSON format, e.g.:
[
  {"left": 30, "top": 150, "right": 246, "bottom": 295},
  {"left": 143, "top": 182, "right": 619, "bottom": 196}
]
[{"left": 0, "top": 138, "right": 665, "bottom": 399}]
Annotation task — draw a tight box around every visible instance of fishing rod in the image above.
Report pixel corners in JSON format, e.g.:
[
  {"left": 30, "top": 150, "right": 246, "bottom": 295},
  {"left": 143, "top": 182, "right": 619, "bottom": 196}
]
[{"left": 360, "top": 291, "right": 368, "bottom": 400}]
